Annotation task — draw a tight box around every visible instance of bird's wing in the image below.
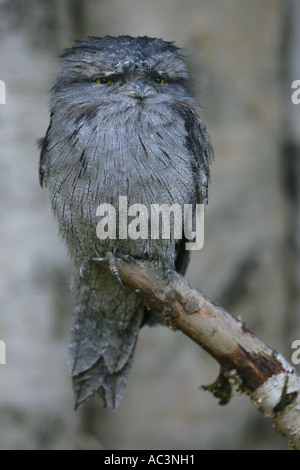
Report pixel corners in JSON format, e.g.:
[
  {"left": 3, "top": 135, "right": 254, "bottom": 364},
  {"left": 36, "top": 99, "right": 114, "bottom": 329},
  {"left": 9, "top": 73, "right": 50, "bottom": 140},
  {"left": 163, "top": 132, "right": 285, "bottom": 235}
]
[{"left": 174, "top": 108, "right": 214, "bottom": 274}]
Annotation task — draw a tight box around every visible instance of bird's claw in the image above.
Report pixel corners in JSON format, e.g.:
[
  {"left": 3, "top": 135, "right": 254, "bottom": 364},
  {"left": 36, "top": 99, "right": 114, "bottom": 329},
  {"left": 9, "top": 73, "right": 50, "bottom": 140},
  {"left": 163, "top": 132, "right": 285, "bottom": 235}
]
[
  {"left": 118, "top": 253, "right": 137, "bottom": 264},
  {"left": 78, "top": 252, "right": 96, "bottom": 280},
  {"left": 105, "top": 251, "right": 123, "bottom": 287},
  {"left": 93, "top": 251, "right": 123, "bottom": 287},
  {"left": 163, "top": 265, "right": 172, "bottom": 285}
]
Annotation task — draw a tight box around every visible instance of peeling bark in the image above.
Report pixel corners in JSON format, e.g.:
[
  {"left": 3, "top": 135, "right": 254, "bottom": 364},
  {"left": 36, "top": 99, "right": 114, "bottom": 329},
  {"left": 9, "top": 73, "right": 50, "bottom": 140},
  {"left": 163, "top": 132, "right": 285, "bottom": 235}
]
[{"left": 93, "top": 256, "right": 300, "bottom": 449}]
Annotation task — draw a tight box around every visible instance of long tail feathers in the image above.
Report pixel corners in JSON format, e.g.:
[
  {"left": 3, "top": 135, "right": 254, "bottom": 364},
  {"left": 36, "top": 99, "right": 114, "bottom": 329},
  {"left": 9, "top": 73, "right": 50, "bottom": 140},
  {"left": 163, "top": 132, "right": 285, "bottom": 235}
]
[{"left": 68, "top": 265, "right": 144, "bottom": 409}]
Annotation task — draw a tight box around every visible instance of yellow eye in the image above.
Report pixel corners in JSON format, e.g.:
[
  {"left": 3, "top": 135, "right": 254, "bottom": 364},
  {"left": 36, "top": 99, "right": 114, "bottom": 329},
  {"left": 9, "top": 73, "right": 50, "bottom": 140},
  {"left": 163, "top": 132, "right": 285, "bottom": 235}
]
[
  {"left": 155, "top": 76, "right": 166, "bottom": 85},
  {"left": 95, "top": 76, "right": 113, "bottom": 85}
]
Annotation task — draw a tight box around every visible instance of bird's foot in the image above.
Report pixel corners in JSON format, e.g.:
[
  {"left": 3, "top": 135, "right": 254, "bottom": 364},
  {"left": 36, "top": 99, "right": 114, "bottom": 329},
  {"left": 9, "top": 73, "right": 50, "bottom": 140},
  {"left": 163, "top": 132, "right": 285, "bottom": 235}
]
[
  {"left": 92, "top": 251, "right": 123, "bottom": 287},
  {"left": 163, "top": 264, "right": 172, "bottom": 286},
  {"left": 78, "top": 252, "right": 96, "bottom": 280},
  {"left": 118, "top": 253, "right": 137, "bottom": 264}
]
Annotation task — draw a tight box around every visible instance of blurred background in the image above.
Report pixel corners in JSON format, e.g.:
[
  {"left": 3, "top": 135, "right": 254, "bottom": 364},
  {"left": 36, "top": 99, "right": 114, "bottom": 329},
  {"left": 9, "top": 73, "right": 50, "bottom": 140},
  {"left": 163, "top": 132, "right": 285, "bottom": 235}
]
[{"left": 0, "top": 0, "right": 299, "bottom": 450}]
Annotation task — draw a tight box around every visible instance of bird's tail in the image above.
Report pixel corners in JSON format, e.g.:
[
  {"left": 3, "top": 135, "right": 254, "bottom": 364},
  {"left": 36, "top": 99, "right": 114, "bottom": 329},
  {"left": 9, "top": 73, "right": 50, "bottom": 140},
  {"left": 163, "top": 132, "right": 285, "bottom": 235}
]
[{"left": 68, "top": 263, "right": 144, "bottom": 409}]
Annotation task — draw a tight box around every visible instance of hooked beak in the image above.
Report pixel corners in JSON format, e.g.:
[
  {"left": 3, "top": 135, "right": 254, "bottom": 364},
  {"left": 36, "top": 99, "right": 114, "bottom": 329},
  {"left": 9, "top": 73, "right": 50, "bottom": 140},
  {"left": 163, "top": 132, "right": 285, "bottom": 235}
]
[{"left": 119, "top": 79, "right": 156, "bottom": 100}]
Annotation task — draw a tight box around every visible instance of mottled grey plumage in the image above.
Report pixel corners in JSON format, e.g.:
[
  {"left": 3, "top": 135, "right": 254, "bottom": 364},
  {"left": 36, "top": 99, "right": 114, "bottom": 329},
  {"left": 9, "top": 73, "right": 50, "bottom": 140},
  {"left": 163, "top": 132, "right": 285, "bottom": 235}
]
[{"left": 39, "top": 35, "right": 213, "bottom": 408}]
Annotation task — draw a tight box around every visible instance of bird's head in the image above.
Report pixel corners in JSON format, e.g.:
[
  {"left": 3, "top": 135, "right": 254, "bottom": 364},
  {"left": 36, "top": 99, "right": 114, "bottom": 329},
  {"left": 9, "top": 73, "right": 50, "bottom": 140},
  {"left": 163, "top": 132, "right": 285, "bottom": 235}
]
[{"left": 51, "top": 35, "right": 194, "bottom": 124}]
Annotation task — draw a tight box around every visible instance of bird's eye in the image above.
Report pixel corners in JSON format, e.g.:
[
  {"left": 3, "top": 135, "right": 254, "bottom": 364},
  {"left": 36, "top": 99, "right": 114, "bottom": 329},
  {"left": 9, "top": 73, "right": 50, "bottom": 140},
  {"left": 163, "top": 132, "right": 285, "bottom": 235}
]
[
  {"left": 95, "top": 76, "right": 113, "bottom": 85},
  {"left": 154, "top": 76, "right": 166, "bottom": 85}
]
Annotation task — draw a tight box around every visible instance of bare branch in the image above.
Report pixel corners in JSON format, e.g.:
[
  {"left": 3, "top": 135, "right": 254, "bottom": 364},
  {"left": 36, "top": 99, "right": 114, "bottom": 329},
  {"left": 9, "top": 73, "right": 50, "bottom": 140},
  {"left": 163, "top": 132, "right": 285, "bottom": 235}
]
[{"left": 93, "top": 256, "right": 300, "bottom": 449}]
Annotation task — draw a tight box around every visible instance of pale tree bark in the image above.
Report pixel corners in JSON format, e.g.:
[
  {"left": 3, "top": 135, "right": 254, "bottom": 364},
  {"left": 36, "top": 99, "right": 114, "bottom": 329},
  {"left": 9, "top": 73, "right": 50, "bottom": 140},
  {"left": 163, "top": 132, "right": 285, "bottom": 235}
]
[{"left": 93, "top": 256, "right": 300, "bottom": 450}]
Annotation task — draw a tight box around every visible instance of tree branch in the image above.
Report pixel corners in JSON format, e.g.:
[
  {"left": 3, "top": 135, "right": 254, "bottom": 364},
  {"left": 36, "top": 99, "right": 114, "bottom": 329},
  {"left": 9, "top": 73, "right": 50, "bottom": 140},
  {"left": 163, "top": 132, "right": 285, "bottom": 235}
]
[{"left": 93, "top": 256, "right": 300, "bottom": 449}]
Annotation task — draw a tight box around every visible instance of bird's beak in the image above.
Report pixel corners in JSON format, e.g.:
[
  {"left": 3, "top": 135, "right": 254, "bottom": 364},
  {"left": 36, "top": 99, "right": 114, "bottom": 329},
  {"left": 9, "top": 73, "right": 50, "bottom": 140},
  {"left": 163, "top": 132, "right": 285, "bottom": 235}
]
[{"left": 119, "top": 79, "right": 156, "bottom": 99}]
